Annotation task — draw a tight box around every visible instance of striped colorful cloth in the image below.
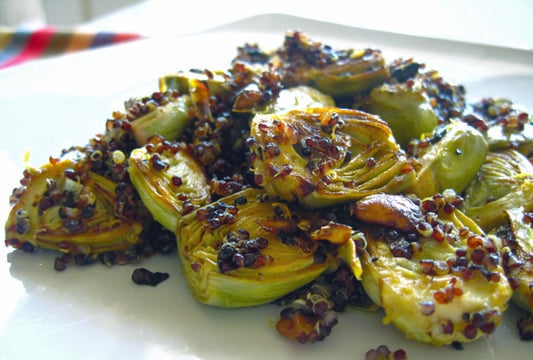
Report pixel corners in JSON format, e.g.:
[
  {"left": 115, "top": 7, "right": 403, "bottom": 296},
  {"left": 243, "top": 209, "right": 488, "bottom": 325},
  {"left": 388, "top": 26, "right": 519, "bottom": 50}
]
[{"left": 0, "top": 27, "right": 143, "bottom": 70}]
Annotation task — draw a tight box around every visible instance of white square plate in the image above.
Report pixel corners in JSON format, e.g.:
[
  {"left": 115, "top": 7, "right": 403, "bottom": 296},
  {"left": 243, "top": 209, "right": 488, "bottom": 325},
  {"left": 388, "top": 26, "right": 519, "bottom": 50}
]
[{"left": 1, "top": 14, "right": 532, "bottom": 360}]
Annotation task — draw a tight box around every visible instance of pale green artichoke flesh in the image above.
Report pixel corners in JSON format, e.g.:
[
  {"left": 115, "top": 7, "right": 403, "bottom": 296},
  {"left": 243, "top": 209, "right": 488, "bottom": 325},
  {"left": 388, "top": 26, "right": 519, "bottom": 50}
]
[{"left": 366, "top": 80, "right": 439, "bottom": 148}]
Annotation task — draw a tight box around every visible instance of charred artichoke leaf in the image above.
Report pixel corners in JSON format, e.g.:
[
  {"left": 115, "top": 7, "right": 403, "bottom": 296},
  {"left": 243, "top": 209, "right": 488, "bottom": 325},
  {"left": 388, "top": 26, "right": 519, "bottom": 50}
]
[
  {"left": 407, "top": 120, "right": 488, "bottom": 198},
  {"left": 366, "top": 79, "right": 439, "bottom": 148},
  {"left": 272, "top": 31, "right": 388, "bottom": 97},
  {"left": 176, "top": 188, "right": 342, "bottom": 307},
  {"left": 351, "top": 192, "right": 512, "bottom": 346},
  {"left": 127, "top": 136, "right": 211, "bottom": 231},
  {"left": 124, "top": 91, "right": 194, "bottom": 146},
  {"left": 249, "top": 107, "right": 416, "bottom": 208},
  {"left": 5, "top": 157, "right": 143, "bottom": 255},
  {"left": 493, "top": 207, "right": 533, "bottom": 314},
  {"left": 463, "top": 149, "right": 533, "bottom": 231}
]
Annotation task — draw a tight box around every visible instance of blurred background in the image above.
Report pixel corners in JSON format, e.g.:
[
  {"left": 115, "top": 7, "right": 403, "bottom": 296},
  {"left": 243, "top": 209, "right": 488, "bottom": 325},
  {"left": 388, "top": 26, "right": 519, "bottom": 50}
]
[
  {"left": 0, "top": 0, "right": 532, "bottom": 50},
  {"left": 0, "top": 0, "right": 141, "bottom": 27}
]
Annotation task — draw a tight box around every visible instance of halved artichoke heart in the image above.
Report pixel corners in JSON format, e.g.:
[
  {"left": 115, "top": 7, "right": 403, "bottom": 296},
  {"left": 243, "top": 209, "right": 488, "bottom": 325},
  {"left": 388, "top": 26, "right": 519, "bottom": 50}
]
[
  {"left": 463, "top": 149, "right": 533, "bottom": 232},
  {"left": 274, "top": 31, "right": 389, "bottom": 97},
  {"left": 352, "top": 193, "right": 512, "bottom": 346},
  {"left": 176, "top": 188, "right": 346, "bottom": 307},
  {"left": 366, "top": 79, "right": 439, "bottom": 148},
  {"left": 5, "top": 157, "right": 143, "bottom": 255},
  {"left": 249, "top": 107, "right": 415, "bottom": 208},
  {"left": 127, "top": 137, "right": 211, "bottom": 231},
  {"left": 407, "top": 121, "right": 488, "bottom": 198},
  {"left": 287, "top": 49, "right": 388, "bottom": 97}
]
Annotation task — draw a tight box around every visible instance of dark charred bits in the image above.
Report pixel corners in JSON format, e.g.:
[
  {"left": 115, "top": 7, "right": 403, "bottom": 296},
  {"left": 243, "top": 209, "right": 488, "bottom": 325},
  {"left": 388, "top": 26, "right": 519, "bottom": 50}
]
[
  {"left": 234, "top": 43, "right": 271, "bottom": 64},
  {"left": 132, "top": 267, "right": 169, "bottom": 286},
  {"left": 451, "top": 341, "right": 464, "bottom": 350},
  {"left": 517, "top": 314, "right": 533, "bottom": 341},
  {"left": 274, "top": 265, "right": 373, "bottom": 345},
  {"left": 53, "top": 247, "right": 144, "bottom": 271},
  {"left": 365, "top": 344, "right": 407, "bottom": 360},
  {"left": 389, "top": 58, "right": 421, "bottom": 83},
  {"left": 276, "top": 279, "right": 339, "bottom": 344},
  {"left": 196, "top": 201, "right": 238, "bottom": 230},
  {"left": 15, "top": 209, "right": 30, "bottom": 234},
  {"left": 463, "top": 97, "right": 530, "bottom": 134},
  {"left": 217, "top": 231, "right": 270, "bottom": 273},
  {"left": 279, "top": 31, "right": 346, "bottom": 68},
  {"left": 146, "top": 221, "right": 177, "bottom": 254},
  {"left": 124, "top": 91, "right": 181, "bottom": 122},
  {"left": 422, "top": 69, "right": 466, "bottom": 124},
  {"left": 429, "top": 125, "right": 448, "bottom": 145},
  {"left": 210, "top": 174, "right": 248, "bottom": 199}
]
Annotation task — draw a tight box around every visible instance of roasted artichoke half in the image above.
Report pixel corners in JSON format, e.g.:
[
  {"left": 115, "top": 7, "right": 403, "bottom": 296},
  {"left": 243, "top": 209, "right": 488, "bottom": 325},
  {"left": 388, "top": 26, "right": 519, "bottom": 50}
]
[
  {"left": 359, "top": 58, "right": 467, "bottom": 149},
  {"left": 351, "top": 192, "right": 512, "bottom": 346},
  {"left": 365, "top": 73, "right": 439, "bottom": 148},
  {"left": 407, "top": 121, "right": 488, "bottom": 198},
  {"left": 175, "top": 187, "right": 352, "bottom": 307},
  {"left": 248, "top": 107, "right": 416, "bottom": 208},
  {"left": 266, "top": 31, "right": 389, "bottom": 97},
  {"left": 5, "top": 155, "right": 143, "bottom": 256},
  {"left": 462, "top": 149, "right": 533, "bottom": 231},
  {"left": 127, "top": 135, "right": 211, "bottom": 232}
]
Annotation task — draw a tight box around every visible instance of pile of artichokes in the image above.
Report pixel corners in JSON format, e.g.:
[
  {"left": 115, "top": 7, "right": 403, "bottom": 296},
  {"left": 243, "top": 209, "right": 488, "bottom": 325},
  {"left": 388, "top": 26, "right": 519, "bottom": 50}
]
[{"left": 5, "top": 31, "right": 533, "bottom": 346}]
